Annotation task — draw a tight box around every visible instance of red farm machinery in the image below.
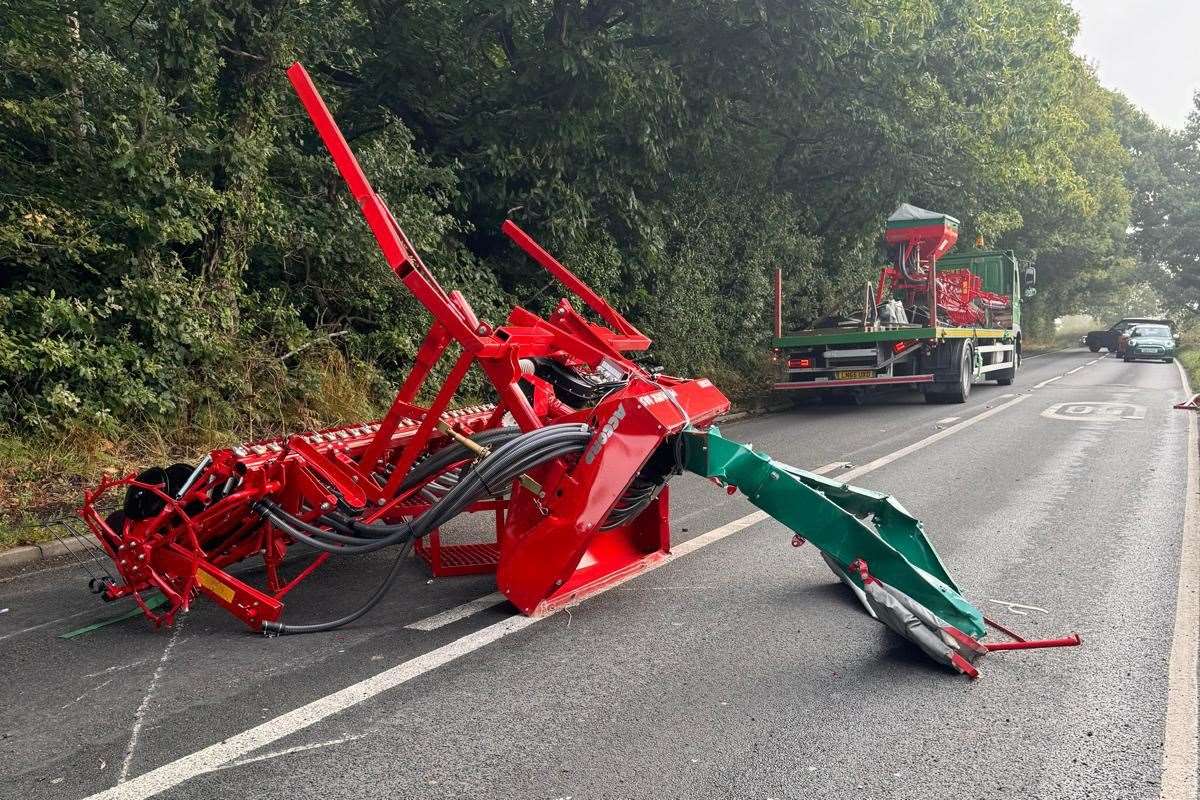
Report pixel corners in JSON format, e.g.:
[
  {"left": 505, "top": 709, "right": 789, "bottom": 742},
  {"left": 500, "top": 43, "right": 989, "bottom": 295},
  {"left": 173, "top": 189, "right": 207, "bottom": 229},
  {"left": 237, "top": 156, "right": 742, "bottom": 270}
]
[
  {"left": 773, "top": 204, "right": 1035, "bottom": 403},
  {"left": 77, "top": 64, "right": 1076, "bottom": 677}
]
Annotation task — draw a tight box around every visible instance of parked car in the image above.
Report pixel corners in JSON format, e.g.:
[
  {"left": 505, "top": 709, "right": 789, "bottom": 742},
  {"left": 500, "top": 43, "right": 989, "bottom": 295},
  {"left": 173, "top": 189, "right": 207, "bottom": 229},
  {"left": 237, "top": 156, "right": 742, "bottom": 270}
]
[
  {"left": 1121, "top": 323, "right": 1176, "bottom": 362},
  {"left": 1085, "top": 317, "right": 1175, "bottom": 352}
]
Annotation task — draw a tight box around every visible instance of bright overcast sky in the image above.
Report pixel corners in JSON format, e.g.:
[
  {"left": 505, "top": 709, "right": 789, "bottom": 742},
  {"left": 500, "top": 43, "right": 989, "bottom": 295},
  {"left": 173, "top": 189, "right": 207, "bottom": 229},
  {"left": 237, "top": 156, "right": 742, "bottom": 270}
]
[{"left": 1071, "top": 0, "right": 1200, "bottom": 129}]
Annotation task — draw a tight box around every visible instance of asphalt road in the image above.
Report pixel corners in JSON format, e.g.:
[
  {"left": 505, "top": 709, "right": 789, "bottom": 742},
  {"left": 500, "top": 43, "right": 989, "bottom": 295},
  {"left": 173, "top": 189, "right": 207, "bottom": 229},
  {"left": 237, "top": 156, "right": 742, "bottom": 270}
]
[{"left": 2, "top": 348, "right": 1196, "bottom": 800}]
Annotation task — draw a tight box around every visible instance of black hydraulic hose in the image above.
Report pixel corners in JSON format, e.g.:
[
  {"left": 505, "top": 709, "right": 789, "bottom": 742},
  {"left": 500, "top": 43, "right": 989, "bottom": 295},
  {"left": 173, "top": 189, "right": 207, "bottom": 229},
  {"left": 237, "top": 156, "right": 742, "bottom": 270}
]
[
  {"left": 261, "top": 424, "right": 591, "bottom": 636},
  {"left": 333, "top": 425, "right": 589, "bottom": 538},
  {"left": 260, "top": 543, "right": 416, "bottom": 636},
  {"left": 398, "top": 426, "right": 521, "bottom": 493}
]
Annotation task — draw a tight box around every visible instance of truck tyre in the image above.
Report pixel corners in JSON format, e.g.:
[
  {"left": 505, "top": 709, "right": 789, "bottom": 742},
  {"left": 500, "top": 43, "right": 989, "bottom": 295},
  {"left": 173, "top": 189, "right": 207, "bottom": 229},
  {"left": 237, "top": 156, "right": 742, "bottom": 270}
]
[
  {"left": 925, "top": 341, "right": 972, "bottom": 403},
  {"left": 1088, "top": 345, "right": 1100, "bottom": 353},
  {"left": 945, "top": 341, "right": 973, "bottom": 402}
]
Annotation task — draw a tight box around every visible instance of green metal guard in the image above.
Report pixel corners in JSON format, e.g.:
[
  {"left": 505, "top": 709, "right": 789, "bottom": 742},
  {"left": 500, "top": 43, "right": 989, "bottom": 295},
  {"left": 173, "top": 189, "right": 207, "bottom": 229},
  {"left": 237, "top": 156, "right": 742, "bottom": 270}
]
[{"left": 681, "top": 426, "right": 985, "bottom": 638}]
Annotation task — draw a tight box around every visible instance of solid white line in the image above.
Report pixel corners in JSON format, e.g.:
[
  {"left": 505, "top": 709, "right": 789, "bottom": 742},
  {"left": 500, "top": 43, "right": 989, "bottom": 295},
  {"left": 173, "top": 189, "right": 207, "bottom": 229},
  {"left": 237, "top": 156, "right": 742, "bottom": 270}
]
[
  {"left": 836, "top": 394, "right": 1029, "bottom": 483},
  {"left": 405, "top": 592, "right": 507, "bottom": 631},
  {"left": 936, "top": 417, "right": 960, "bottom": 425},
  {"left": 1066, "top": 366, "right": 1083, "bottom": 375},
  {"left": 118, "top": 621, "right": 184, "bottom": 784},
  {"left": 1033, "top": 376, "right": 1062, "bottom": 389},
  {"left": 1161, "top": 360, "right": 1199, "bottom": 800},
  {"left": 87, "top": 398, "right": 1033, "bottom": 800},
  {"left": 1022, "top": 346, "right": 1074, "bottom": 361},
  {"left": 87, "top": 614, "right": 539, "bottom": 800}
]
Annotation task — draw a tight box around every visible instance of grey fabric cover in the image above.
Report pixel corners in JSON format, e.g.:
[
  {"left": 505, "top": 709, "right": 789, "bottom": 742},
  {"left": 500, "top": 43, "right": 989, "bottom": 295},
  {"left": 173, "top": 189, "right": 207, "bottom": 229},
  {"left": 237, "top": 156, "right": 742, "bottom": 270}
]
[
  {"left": 861, "top": 576, "right": 986, "bottom": 670},
  {"left": 887, "top": 203, "right": 959, "bottom": 226}
]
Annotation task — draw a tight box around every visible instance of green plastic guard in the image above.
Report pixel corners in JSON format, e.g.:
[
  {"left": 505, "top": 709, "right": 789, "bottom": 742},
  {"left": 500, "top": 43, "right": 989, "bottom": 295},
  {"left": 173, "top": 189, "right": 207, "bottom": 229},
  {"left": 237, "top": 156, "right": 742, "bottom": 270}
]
[{"left": 681, "top": 426, "right": 985, "bottom": 638}]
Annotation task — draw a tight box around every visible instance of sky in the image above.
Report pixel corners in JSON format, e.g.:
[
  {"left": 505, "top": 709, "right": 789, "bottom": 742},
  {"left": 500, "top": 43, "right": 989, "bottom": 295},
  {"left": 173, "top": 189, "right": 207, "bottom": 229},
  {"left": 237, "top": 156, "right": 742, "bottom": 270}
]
[{"left": 1071, "top": 0, "right": 1200, "bottom": 129}]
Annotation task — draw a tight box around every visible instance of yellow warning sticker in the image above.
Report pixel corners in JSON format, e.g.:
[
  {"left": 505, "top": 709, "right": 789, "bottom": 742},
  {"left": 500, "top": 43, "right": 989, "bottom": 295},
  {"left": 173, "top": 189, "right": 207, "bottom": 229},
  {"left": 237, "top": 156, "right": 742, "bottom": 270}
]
[{"left": 197, "top": 569, "right": 235, "bottom": 603}]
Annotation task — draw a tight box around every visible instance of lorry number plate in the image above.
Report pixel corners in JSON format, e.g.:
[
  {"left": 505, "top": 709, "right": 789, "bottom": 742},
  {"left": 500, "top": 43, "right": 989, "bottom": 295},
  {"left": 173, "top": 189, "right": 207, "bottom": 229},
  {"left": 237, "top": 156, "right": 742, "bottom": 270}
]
[{"left": 836, "top": 370, "right": 875, "bottom": 380}]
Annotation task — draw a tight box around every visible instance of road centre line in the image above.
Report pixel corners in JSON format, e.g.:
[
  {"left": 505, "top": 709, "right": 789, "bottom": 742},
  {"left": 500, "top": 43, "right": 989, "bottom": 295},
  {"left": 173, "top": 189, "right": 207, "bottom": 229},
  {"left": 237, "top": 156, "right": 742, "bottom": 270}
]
[
  {"left": 1034, "top": 376, "right": 1062, "bottom": 389},
  {"left": 85, "top": 394, "right": 1035, "bottom": 800},
  {"left": 1160, "top": 360, "right": 1200, "bottom": 799},
  {"left": 405, "top": 593, "right": 507, "bottom": 631}
]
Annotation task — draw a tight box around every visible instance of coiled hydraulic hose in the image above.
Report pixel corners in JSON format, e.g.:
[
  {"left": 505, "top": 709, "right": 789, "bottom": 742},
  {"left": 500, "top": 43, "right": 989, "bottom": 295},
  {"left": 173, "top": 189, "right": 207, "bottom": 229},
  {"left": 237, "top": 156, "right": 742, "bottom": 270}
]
[{"left": 260, "top": 423, "right": 591, "bottom": 635}]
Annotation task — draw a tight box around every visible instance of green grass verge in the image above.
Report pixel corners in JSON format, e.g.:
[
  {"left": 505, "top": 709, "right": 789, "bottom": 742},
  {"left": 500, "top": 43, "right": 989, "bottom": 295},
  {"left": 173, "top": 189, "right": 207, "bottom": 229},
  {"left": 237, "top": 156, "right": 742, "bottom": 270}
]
[
  {"left": 0, "top": 353, "right": 391, "bottom": 551},
  {"left": 1177, "top": 346, "right": 1200, "bottom": 390}
]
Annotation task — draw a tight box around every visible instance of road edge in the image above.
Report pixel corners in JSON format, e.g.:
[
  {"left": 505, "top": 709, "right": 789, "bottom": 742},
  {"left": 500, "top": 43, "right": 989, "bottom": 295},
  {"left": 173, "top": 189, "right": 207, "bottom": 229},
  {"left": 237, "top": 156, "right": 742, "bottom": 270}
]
[
  {"left": 1162, "top": 360, "right": 1200, "bottom": 800},
  {"left": 0, "top": 532, "right": 96, "bottom": 570}
]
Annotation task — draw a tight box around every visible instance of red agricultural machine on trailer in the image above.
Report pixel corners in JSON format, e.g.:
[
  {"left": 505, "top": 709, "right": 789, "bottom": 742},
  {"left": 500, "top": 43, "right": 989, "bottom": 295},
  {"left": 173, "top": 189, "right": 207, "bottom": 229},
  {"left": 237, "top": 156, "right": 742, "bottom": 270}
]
[
  {"left": 772, "top": 205, "right": 1035, "bottom": 403},
  {"left": 78, "top": 63, "right": 1076, "bottom": 677}
]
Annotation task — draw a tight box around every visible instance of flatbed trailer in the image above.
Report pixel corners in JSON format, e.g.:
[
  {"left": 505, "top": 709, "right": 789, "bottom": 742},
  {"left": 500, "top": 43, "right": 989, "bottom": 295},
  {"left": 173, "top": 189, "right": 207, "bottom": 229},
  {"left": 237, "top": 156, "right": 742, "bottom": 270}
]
[
  {"left": 771, "top": 322, "right": 1018, "bottom": 402},
  {"left": 771, "top": 207, "right": 1032, "bottom": 403}
]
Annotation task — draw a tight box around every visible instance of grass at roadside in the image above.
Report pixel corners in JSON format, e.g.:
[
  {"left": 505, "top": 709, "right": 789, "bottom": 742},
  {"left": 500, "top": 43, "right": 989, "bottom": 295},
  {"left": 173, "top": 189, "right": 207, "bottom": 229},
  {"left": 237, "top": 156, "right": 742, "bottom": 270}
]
[
  {"left": 0, "top": 353, "right": 392, "bottom": 551},
  {"left": 1177, "top": 346, "right": 1200, "bottom": 391},
  {"left": 0, "top": 353, "right": 776, "bottom": 552}
]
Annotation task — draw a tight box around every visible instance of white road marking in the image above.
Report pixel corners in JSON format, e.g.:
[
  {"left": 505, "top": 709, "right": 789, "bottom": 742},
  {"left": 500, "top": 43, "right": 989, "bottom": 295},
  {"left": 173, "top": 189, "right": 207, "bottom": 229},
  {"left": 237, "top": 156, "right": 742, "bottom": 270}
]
[
  {"left": 836, "top": 394, "right": 1029, "bottom": 484},
  {"left": 1066, "top": 366, "right": 1083, "bottom": 375},
  {"left": 405, "top": 592, "right": 507, "bottom": 631},
  {"left": 211, "top": 735, "right": 368, "bottom": 774},
  {"left": 1033, "top": 375, "right": 1062, "bottom": 389},
  {"left": 118, "top": 621, "right": 184, "bottom": 784},
  {"left": 82, "top": 660, "right": 151, "bottom": 680},
  {"left": 1022, "top": 347, "right": 1074, "bottom": 361},
  {"left": 809, "top": 462, "right": 851, "bottom": 475},
  {"left": 85, "top": 395, "right": 1034, "bottom": 800},
  {"left": 987, "top": 599, "right": 1049, "bottom": 616},
  {"left": 1040, "top": 401, "right": 1146, "bottom": 422},
  {"left": 1161, "top": 360, "right": 1199, "bottom": 800},
  {"left": 935, "top": 417, "right": 960, "bottom": 425},
  {"left": 62, "top": 678, "right": 116, "bottom": 710},
  {"left": 0, "top": 605, "right": 106, "bottom": 643}
]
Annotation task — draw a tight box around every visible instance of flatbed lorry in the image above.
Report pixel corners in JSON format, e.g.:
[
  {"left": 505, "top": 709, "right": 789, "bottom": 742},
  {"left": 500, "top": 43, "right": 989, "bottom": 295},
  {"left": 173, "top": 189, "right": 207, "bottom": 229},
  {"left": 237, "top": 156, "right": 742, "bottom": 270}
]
[{"left": 772, "top": 205, "right": 1035, "bottom": 403}]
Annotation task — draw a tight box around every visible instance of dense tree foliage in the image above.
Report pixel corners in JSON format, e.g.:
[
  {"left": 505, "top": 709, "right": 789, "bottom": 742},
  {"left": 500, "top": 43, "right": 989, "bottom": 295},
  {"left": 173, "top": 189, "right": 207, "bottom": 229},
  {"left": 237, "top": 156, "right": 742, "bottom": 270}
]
[
  {"left": 0, "top": 0, "right": 1162, "bottom": 434},
  {"left": 1117, "top": 95, "right": 1200, "bottom": 318}
]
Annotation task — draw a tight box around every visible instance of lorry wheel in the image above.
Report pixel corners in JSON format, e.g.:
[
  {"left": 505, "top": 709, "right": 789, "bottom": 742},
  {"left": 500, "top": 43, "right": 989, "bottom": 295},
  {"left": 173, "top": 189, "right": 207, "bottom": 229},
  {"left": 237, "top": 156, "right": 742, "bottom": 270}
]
[
  {"left": 1089, "top": 345, "right": 1100, "bottom": 353},
  {"left": 943, "top": 342, "right": 972, "bottom": 403}
]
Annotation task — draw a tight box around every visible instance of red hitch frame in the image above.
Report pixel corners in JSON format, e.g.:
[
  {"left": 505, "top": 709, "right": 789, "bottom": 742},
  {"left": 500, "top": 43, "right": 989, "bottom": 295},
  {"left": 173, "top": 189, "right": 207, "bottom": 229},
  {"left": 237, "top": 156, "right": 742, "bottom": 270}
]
[{"left": 79, "top": 63, "right": 729, "bottom": 631}]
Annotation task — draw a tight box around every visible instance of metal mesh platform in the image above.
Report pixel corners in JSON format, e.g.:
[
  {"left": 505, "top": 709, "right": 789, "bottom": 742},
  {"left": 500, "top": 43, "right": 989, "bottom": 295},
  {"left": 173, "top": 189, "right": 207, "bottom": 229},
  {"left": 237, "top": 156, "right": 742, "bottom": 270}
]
[{"left": 414, "top": 533, "right": 500, "bottom": 576}]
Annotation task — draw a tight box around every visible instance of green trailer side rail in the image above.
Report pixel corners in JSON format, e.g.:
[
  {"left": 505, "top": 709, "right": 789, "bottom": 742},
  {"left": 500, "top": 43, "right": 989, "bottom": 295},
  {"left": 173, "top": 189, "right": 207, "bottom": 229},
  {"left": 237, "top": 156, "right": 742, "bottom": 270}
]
[
  {"left": 681, "top": 426, "right": 985, "bottom": 638},
  {"left": 771, "top": 325, "right": 1014, "bottom": 350}
]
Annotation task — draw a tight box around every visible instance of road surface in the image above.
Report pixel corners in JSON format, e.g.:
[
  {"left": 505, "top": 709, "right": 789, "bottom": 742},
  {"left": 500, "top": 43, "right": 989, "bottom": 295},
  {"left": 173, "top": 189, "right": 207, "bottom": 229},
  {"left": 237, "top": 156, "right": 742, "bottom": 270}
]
[{"left": 1, "top": 348, "right": 1196, "bottom": 800}]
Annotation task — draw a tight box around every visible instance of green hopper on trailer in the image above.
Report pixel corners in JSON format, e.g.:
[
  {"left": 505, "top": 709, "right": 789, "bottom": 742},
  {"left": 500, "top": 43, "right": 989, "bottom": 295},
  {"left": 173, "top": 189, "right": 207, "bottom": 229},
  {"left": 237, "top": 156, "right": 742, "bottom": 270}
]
[{"left": 772, "top": 205, "right": 1035, "bottom": 404}]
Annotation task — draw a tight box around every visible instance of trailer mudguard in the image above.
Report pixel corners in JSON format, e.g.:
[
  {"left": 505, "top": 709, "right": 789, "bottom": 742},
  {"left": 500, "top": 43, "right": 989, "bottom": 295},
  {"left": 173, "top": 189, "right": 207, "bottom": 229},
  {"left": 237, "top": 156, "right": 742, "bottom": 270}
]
[{"left": 681, "top": 426, "right": 985, "bottom": 638}]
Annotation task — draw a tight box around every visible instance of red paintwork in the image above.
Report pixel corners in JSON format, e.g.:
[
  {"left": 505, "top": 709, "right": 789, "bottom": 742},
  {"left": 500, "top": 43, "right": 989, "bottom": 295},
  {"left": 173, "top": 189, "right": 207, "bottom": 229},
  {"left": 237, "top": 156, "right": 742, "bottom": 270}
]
[
  {"left": 79, "top": 63, "right": 729, "bottom": 631},
  {"left": 878, "top": 218, "right": 1007, "bottom": 327},
  {"left": 774, "top": 374, "right": 935, "bottom": 390}
]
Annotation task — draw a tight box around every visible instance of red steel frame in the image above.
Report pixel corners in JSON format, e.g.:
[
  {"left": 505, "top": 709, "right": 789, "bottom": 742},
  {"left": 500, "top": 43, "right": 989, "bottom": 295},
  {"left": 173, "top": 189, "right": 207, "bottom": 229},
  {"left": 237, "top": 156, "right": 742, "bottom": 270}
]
[{"left": 80, "top": 63, "right": 730, "bottom": 630}]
